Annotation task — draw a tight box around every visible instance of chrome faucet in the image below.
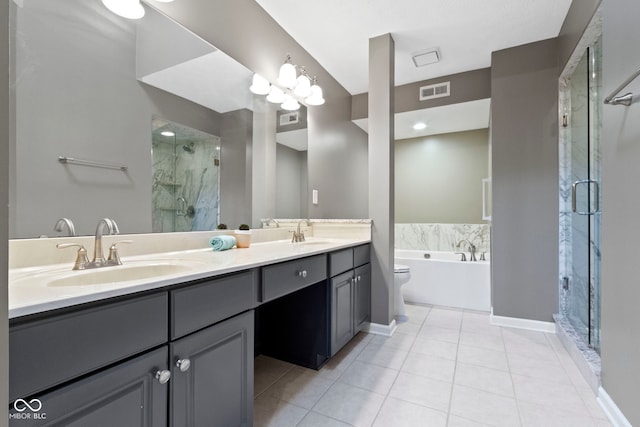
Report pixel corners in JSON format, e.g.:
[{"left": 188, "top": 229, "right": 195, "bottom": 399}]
[
  {"left": 262, "top": 218, "right": 280, "bottom": 228},
  {"left": 54, "top": 218, "right": 76, "bottom": 237},
  {"left": 291, "top": 221, "right": 306, "bottom": 243},
  {"left": 88, "top": 218, "right": 119, "bottom": 268},
  {"left": 456, "top": 239, "right": 477, "bottom": 262}
]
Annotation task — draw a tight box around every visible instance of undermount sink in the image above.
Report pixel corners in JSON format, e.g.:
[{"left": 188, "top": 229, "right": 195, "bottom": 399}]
[
  {"left": 294, "top": 240, "right": 332, "bottom": 246},
  {"left": 47, "top": 262, "right": 203, "bottom": 287}
]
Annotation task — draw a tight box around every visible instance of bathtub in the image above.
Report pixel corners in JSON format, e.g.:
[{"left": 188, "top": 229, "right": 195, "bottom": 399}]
[{"left": 395, "top": 249, "right": 491, "bottom": 311}]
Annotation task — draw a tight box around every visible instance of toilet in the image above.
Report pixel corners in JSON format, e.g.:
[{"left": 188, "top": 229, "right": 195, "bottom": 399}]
[{"left": 394, "top": 264, "right": 411, "bottom": 322}]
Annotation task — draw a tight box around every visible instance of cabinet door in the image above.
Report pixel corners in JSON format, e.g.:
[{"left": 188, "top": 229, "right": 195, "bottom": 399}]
[
  {"left": 331, "top": 271, "right": 354, "bottom": 356},
  {"left": 354, "top": 263, "right": 371, "bottom": 332},
  {"left": 8, "top": 347, "right": 169, "bottom": 427},
  {"left": 170, "top": 310, "right": 254, "bottom": 427}
]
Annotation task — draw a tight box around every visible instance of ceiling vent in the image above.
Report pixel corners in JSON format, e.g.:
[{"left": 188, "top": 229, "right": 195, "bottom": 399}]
[
  {"left": 279, "top": 111, "right": 299, "bottom": 126},
  {"left": 419, "top": 81, "right": 450, "bottom": 101},
  {"left": 412, "top": 48, "right": 440, "bottom": 67}
]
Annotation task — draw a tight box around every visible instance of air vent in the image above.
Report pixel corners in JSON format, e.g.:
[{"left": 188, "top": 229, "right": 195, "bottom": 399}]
[
  {"left": 419, "top": 81, "right": 450, "bottom": 101},
  {"left": 279, "top": 111, "right": 299, "bottom": 126}
]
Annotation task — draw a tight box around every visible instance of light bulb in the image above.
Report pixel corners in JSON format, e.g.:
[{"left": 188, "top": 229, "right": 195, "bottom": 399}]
[
  {"left": 249, "top": 74, "right": 271, "bottom": 95},
  {"left": 266, "top": 86, "right": 285, "bottom": 104},
  {"left": 102, "top": 0, "right": 145, "bottom": 19},
  {"left": 281, "top": 95, "right": 300, "bottom": 111},
  {"left": 305, "top": 84, "right": 325, "bottom": 106},
  {"left": 413, "top": 122, "right": 427, "bottom": 130},
  {"left": 293, "top": 74, "right": 312, "bottom": 98},
  {"left": 278, "top": 63, "right": 297, "bottom": 88}
]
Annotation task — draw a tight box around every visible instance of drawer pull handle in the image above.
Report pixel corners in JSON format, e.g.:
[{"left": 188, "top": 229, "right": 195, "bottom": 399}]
[
  {"left": 155, "top": 369, "right": 171, "bottom": 384},
  {"left": 176, "top": 358, "right": 191, "bottom": 372},
  {"left": 297, "top": 270, "right": 308, "bottom": 278}
]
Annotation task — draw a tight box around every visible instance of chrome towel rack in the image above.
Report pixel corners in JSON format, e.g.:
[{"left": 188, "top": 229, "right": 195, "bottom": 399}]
[
  {"left": 604, "top": 67, "right": 640, "bottom": 106},
  {"left": 58, "top": 156, "right": 128, "bottom": 171}
]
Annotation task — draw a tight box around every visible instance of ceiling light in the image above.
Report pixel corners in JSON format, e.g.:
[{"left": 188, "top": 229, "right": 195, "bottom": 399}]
[
  {"left": 305, "top": 79, "right": 325, "bottom": 106},
  {"left": 281, "top": 95, "right": 300, "bottom": 111},
  {"left": 249, "top": 73, "right": 271, "bottom": 95},
  {"left": 153, "top": 0, "right": 175, "bottom": 2},
  {"left": 266, "top": 86, "right": 285, "bottom": 104},
  {"left": 161, "top": 131, "right": 175, "bottom": 137},
  {"left": 413, "top": 122, "right": 427, "bottom": 130},
  {"left": 102, "top": 0, "right": 145, "bottom": 19},
  {"left": 278, "top": 55, "right": 297, "bottom": 88},
  {"left": 293, "top": 73, "right": 312, "bottom": 98}
]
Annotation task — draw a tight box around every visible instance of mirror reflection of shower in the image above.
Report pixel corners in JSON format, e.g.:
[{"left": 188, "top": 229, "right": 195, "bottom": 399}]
[{"left": 151, "top": 116, "right": 221, "bottom": 232}]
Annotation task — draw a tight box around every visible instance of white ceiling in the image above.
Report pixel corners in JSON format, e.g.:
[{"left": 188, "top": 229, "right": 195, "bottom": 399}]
[
  {"left": 255, "top": 0, "right": 573, "bottom": 95},
  {"left": 353, "top": 98, "right": 490, "bottom": 140}
]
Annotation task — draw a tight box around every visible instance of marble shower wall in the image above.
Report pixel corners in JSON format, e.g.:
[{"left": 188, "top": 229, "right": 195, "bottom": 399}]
[
  {"left": 395, "top": 223, "right": 490, "bottom": 252},
  {"left": 152, "top": 129, "right": 221, "bottom": 233}
]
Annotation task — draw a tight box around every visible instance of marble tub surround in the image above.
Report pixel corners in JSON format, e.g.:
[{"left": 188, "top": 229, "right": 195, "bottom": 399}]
[{"left": 395, "top": 223, "right": 490, "bottom": 252}]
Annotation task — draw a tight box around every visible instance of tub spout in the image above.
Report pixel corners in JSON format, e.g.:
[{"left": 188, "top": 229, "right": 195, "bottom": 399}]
[{"left": 456, "top": 239, "right": 477, "bottom": 261}]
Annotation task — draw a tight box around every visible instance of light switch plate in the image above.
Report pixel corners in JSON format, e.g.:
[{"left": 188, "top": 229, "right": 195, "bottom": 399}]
[{"left": 312, "top": 190, "right": 318, "bottom": 205}]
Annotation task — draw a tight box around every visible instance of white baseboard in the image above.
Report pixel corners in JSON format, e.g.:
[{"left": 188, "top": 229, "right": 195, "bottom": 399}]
[
  {"left": 362, "top": 319, "right": 397, "bottom": 337},
  {"left": 490, "top": 308, "right": 556, "bottom": 333},
  {"left": 598, "top": 387, "right": 633, "bottom": 427}
]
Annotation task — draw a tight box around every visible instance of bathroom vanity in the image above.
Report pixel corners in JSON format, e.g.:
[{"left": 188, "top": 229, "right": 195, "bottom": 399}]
[{"left": 8, "top": 235, "right": 370, "bottom": 426}]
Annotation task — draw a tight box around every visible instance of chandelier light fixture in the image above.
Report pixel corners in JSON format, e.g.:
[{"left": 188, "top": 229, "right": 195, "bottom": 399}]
[{"left": 250, "top": 54, "right": 325, "bottom": 110}]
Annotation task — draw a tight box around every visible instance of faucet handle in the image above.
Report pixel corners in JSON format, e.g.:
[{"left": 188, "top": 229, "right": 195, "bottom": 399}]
[
  {"left": 106, "top": 240, "right": 133, "bottom": 265},
  {"left": 454, "top": 252, "right": 467, "bottom": 262},
  {"left": 57, "top": 243, "right": 89, "bottom": 270}
]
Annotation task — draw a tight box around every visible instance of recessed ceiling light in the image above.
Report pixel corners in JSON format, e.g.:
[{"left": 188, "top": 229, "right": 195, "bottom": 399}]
[
  {"left": 161, "top": 131, "right": 175, "bottom": 137},
  {"left": 413, "top": 122, "right": 427, "bottom": 130}
]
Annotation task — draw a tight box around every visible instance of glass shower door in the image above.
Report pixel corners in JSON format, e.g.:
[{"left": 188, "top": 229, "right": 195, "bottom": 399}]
[{"left": 567, "top": 40, "right": 601, "bottom": 353}]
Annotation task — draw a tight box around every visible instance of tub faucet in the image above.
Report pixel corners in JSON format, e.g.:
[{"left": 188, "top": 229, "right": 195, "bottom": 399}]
[
  {"left": 54, "top": 218, "right": 76, "bottom": 237},
  {"left": 456, "top": 239, "right": 477, "bottom": 262},
  {"left": 88, "top": 218, "right": 119, "bottom": 268}
]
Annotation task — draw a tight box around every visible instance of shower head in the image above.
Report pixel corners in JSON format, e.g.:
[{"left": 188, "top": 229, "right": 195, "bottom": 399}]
[{"left": 182, "top": 144, "right": 194, "bottom": 153}]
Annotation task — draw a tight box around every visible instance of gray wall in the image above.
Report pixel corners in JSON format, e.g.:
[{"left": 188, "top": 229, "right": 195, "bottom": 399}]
[
  {"left": 276, "top": 144, "right": 307, "bottom": 218},
  {"left": 11, "top": 0, "right": 221, "bottom": 238},
  {"left": 1, "top": 0, "right": 9, "bottom": 422},
  {"left": 491, "top": 38, "right": 559, "bottom": 322},
  {"left": 600, "top": 0, "right": 640, "bottom": 423},
  {"left": 558, "top": 0, "right": 600, "bottom": 72},
  {"left": 395, "top": 129, "right": 489, "bottom": 224},
  {"left": 352, "top": 68, "right": 491, "bottom": 120},
  {"left": 152, "top": 0, "right": 369, "bottom": 220}
]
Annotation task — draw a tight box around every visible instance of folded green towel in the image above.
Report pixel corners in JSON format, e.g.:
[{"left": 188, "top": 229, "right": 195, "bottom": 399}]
[{"left": 210, "top": 235, "right": 236, "bottom": 251}]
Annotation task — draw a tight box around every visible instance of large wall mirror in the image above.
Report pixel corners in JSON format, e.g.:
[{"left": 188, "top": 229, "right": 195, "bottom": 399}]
[{"left": 9, "top": 0, "right": 307, "bottom": 238}]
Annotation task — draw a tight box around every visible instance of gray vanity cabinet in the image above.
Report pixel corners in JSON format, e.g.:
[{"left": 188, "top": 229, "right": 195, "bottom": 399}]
[
  {"left": 8, "top": 347, "right": 169, "bottom": 426},
  {"left": 329, "top": 244, "right": 371, "bottom": 356},
  {"left": 170, "top": 310, "right": 254, "bottom": 427}
]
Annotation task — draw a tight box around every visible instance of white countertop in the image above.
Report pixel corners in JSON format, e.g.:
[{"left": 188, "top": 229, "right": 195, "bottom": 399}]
[{"left": 9, "top": 237, "right": 369, "bottom": 319}]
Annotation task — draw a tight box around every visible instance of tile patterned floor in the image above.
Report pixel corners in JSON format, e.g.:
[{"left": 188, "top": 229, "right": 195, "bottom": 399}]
[{"left": 254, "top": 304, "right": 612, "bottom": 427}]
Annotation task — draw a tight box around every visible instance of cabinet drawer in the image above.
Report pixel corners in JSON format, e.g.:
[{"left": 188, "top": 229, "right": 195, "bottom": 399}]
[
  {"left": 171, "top": 270, "right": 257, "bottom": 340},
  {"left": 354, "top": 244, "right": 370, "bottom": 267},
  {"left": 10, "top": 292, "right": 168, "bottom": 401},
  {"left": 329, "top": 248, "right": 353, "bottom": 277},
  {"left": 262, "top": 254, "right": 327, "bottom": 302}
]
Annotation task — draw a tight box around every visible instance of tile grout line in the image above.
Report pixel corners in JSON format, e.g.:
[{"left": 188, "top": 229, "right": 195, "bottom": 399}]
[{"left": 443, "top": 307, "right": 464, "bottom": 426}]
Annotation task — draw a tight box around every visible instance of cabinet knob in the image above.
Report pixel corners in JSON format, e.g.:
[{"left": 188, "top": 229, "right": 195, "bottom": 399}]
[
  {"left": 176, "top": 358, "right": 191, "bottom": 372},
  {"left": 297, "top": 270, "right": 308, "bottom": 278},
  {"left": 155, "top": 369, "right": 171, "bottom": 384}
]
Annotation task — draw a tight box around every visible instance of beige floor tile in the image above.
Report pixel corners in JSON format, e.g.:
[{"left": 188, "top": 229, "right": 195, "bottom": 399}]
[
  {"left": 253, "top": 394, "right": 308, "bottom": 427},
  {"left": 411, "top": 336, "right": 459, "bottom": 360},
  {"left": 388, "top": 371, "right": 453, "bottom": 412},
  {"left": 575, "top": 386, "right": 610, "bottom": 420},
  {"left": 461, "top": 313, "right": 503, "bottom": 337},
  {"left": 450, "top": 384, "right": 521, "bottom": 427},
  {"left": 312, "top": 382, "right": 385, "bottom": 427},
  {"left": 518, "top": 401, "right": 596, "bottom": 427},
  {"left": 297, "top": 411, "right": 355, "bottom": 427},
  {"left": 262, "top": 367, "right": 334, "bottom": 409},
  {"left": 338, "top": 360, "right": 399, "bottom": 395},
  {"left": 418, "top": 325, "right": 461, "bottom": 343},
  {"left": 454, "top": 362, "right": 515, "bottom": 398},
  {"left": 357, "top": 343, "right": 409, "bottom": 370},
  {"left": 254, "top": 355, "right": 295, "bottom": 397},
  {"left": 447, "top": 414, "right": 487, "bottom": 426},
  {"left": 507, "top": 352, "right": 571, "bottom": 384},
  {"left": 369, "top": 330, "right": 417, "bottom": 351},
  {"left": 459, "top": 330, "right": 505, "bottom": 352},
  {"left": 395, "top": 321, "right": 422, "bottom": 336},
  {"left": 373, "top": 396, "right": 447, "bottom": 427},
  {"left": 511, "top": 373, "right": 589, "bottom": 416},
  {"left": 457, "top": 343, "right": 509, "bottom": 372},
  {"left": 401, "top": 352, "right": 456, "bottom": 383}
]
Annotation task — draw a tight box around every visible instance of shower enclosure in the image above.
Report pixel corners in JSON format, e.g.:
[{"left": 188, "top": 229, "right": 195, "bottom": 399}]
[
  {"left": 560, "top": 36, "right": 602, "bottom": 354},
  {"left": 151, "top": 117, "right": 221, "bottom": 232}
]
